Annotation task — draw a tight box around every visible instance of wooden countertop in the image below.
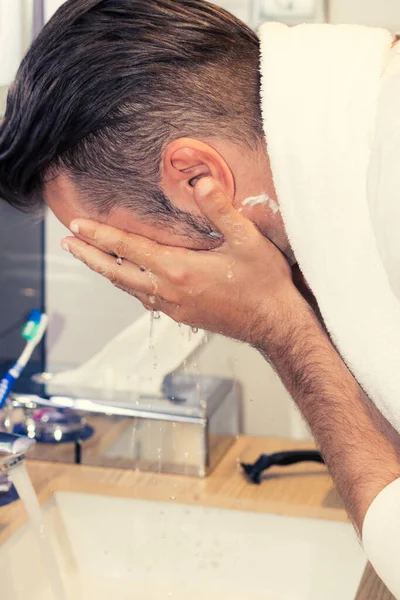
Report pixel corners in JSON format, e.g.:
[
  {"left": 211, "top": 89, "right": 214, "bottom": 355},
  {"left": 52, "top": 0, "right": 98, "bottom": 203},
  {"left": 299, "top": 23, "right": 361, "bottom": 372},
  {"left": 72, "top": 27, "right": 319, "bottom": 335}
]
[{"left": 0, "top": 435, "right": 394, "bottom": 600}]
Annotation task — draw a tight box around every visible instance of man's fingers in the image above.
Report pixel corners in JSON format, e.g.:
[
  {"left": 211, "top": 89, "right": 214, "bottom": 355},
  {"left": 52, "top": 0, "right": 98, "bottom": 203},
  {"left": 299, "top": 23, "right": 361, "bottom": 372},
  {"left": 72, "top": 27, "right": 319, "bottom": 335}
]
[
  {"left": 62, "top": 236, "right": 158, "bottom": 294},
  {"left": 193, "top": 177, "right": 257, "bottom": 243},
  {"left": 68, "top": 219, "right": 159, "bottom": 268}
]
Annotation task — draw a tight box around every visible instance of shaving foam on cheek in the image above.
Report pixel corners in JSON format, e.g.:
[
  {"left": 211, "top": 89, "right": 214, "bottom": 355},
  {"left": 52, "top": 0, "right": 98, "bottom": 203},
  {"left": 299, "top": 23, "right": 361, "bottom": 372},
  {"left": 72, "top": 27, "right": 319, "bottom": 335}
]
[
  {"left": 242, "top": 193, "right": 269, "bottom": 207},
  {"left": 242, "top": 193, "right": 280, "bottom": 214},
  {"left": 267, "top": 198, "right": 280, "bottom": 214}
]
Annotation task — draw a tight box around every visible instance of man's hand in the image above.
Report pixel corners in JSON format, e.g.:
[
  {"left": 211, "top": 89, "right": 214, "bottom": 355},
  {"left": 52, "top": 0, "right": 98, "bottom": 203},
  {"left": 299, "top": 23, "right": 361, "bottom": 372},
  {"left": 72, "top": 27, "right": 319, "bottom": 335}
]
[
  {"left": 62, "top": 177, "right": 400, "bottom": 534},
  {"left": 62, "top": 177, "right": 295, "bottom": 348}
]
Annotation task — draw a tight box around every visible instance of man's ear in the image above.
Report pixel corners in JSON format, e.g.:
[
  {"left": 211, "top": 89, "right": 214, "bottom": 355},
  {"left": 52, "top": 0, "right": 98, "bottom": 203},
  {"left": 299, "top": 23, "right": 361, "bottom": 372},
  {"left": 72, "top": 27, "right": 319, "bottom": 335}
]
[{"left": 161, "top": 137, "right": 235, "bottom": 214}]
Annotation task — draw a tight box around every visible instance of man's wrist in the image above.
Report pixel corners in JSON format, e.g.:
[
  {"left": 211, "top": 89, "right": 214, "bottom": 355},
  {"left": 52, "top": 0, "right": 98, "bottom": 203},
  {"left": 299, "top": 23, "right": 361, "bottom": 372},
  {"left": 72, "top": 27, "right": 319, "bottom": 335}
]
[{"left": 255, "top": 283, "right": 314, "bottom": 356}]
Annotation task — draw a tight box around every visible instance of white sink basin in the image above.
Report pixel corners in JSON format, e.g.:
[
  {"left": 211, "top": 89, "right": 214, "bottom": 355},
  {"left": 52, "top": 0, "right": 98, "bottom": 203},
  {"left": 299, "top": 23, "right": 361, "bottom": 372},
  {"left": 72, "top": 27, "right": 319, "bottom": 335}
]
[{"left": 1, "top": 492, "right": 366, "bottom": 600}]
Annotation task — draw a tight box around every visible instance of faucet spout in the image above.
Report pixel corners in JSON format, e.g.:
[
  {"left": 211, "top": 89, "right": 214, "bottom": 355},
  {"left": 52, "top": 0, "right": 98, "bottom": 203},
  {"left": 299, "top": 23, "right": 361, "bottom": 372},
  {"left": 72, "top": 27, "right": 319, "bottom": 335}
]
[{"left": 0, "top": 432, "right": 36, "bottom": 472}]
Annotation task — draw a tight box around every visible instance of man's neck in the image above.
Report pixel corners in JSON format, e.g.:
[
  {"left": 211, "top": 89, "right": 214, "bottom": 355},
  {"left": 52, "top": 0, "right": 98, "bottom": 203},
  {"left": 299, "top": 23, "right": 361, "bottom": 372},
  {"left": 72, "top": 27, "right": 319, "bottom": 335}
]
[{"left": 237, "top": 145, "right": 296, "bottom": 265}]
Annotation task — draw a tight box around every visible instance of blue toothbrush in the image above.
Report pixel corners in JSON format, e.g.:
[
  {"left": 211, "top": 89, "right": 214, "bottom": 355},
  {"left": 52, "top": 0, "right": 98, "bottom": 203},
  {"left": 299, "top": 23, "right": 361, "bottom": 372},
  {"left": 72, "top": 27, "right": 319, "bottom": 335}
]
[{"left": 0, "top": 310, "right": 48, "bottom": 409}]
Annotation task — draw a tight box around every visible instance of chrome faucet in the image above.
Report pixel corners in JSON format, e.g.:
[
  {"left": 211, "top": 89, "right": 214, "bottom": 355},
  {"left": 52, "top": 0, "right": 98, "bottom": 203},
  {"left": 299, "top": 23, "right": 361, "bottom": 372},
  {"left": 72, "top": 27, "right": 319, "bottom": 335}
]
[{"left": 0, "top": 432, "right": 36, "bottom": 472}]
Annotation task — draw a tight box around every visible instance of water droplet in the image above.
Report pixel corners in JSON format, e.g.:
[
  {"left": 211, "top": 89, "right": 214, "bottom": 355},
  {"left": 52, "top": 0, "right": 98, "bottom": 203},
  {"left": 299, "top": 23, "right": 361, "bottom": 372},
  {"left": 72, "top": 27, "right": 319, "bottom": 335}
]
[
  {"left": 191, "top": 326, "right": 199, "bottom": 334},
  {"left": 149, "top": 311, "right": 155, "bottom": 348},
  {"left": 227, "top": 263, "right": 235, "bottom": 280},
  {"left": 170, "top": 495, "right": 176, "bottom": 501},
  {"left": 208, "top": 230, "right": 223, "bottom": 239},
  {"left": 153, "top": 311, "right": 161, "bottom": 319}
]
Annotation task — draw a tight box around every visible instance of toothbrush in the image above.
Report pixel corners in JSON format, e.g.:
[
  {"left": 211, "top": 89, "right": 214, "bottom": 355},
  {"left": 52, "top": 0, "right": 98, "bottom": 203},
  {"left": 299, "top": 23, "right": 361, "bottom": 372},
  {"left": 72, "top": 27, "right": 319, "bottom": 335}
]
[{"left": 0, "top": 310, "right": 48, "bottom": 409}]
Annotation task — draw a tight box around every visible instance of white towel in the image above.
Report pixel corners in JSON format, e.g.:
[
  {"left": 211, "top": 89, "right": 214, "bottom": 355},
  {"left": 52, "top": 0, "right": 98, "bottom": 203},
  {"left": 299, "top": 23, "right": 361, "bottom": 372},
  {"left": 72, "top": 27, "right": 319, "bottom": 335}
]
[
  {"left": 47, "top": 311, "right": 206, "bottom": 399},
  {"left": 368, "top": 45, "right": 400, "bottom": 300},
  {"left": 258, "top": 23, "right": 400, "bottom": 429}
]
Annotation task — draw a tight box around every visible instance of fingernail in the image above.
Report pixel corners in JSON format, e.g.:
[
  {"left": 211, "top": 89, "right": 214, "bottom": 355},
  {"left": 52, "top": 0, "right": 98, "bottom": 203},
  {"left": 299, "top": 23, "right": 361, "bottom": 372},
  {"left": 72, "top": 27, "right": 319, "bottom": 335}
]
[
  {"left": 70, "top": 222, "right": 79, "bottom": 234},
  {"left": 61, "top": 241, "right": 70, "bottom": 252},
  {"left": 197, "top": 178, "right": 214, "bottom": 196}
]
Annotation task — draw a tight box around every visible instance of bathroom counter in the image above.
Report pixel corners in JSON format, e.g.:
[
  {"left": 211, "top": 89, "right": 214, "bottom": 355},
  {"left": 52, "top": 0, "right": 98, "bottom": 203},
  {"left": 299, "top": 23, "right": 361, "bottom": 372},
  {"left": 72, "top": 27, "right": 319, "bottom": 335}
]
[{"left": 0, "top": 435, "right": 393, "bottom": 600}]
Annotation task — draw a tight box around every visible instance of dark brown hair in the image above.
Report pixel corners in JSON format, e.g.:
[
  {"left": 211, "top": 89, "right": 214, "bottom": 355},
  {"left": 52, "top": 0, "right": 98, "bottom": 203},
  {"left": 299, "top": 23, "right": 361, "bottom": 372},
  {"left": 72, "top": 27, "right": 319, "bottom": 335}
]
[{"left": 0, "top": 0, "right": 263, "bottom": 233}]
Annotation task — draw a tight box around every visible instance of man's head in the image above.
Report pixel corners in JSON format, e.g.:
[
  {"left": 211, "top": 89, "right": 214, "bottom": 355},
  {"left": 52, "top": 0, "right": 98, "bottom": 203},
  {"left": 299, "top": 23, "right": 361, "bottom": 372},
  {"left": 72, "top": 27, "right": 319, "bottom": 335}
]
[{"left": 0, "top": 0, "right": 286, "bottom": 250}]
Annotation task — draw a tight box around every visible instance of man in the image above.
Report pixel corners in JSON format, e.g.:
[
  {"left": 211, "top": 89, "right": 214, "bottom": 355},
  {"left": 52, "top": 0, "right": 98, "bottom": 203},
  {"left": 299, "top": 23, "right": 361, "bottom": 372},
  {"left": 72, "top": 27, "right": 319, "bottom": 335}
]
[{"left": 1, "top": 0, "right": 400, "bottom": 594}]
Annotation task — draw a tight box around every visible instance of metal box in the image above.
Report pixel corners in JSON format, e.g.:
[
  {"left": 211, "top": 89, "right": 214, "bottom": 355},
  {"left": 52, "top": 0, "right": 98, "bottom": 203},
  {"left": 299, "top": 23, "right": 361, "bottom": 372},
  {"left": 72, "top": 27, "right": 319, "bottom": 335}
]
[{"left": 9, "top": 374, "right": 240, "bottom": 477}]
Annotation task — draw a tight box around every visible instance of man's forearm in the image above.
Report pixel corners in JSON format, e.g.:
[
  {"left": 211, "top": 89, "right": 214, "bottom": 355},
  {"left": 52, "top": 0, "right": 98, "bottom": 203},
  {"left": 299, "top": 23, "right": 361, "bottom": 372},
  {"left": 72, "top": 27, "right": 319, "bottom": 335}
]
[{"left": 262, "top": 290, "right": 400, "bottom": 531}]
